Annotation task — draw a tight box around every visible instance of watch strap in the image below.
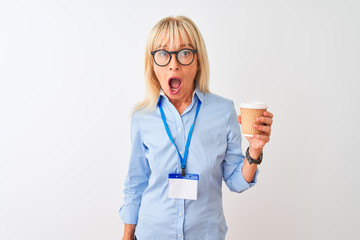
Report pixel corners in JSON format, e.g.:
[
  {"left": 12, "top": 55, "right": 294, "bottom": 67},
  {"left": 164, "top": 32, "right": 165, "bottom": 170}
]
[{"left": 246, "top": 147, "right": 263, "bottom": 165}]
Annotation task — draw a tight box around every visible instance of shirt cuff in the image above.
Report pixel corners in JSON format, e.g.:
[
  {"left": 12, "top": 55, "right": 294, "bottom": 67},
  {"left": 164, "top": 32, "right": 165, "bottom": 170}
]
[
  {"left": 226, "top": 161, "right": 259, "bottom": 193},
  {"left": 119, "top": 204, "right": 140, "bottom": 224}
]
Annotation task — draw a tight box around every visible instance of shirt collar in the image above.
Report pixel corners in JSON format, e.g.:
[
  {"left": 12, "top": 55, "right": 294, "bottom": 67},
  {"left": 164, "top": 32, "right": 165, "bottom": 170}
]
[
  {"left": 194, "top": 86, "right": 205, "bottom": 103},
  {"left": 157, "top": 85, "right": 205, "bottom": 106}
]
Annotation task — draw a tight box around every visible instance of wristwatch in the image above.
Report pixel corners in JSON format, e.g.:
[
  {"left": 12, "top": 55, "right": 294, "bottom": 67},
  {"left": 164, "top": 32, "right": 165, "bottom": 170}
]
[{"left": 246, "top": 147, "right": 263, "bottom": 165}]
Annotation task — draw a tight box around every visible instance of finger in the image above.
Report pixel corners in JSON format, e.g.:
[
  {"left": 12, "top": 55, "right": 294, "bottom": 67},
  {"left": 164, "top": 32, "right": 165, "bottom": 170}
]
[
  {"left": 254, "top": 134, "right": 270, "bottom": 143},
  {"left": 253, "top": 124, "right": 271, "bottom": 135},
  {"left": 237, "top": 115, "right": 242, "bottom": 124},
  {"left": 263, "top": 111, "right": 274, "bottom": 118},
  {"left": 257, "top": 117, "right": 273, "bottom": 126}
]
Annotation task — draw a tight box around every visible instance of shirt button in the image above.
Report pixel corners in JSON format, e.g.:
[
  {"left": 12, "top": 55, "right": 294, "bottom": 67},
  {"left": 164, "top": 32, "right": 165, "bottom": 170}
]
[
  {"left": 179, "top": 150, "right": 183, "bottom": 154},
  {"left": 178, "top": 234, "right": 182, "bottom": 238},
  {"left": 178, "top": 212, "right": 182, "bottom": 216},
  {"left": 178, "top": 128, "right": 182, "bottom": 131}
]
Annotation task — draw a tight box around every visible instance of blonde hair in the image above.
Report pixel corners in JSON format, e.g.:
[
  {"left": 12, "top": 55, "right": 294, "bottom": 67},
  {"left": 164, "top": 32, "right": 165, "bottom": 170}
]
[{"left": 134, "top": 16, "right": 210, "bottom": 112}]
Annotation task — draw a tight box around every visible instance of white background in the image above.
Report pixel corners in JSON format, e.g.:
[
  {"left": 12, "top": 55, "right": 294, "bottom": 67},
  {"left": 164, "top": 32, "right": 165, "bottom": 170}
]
[{"left": 1, "top": 0, "right": 359, "bottom": 239}]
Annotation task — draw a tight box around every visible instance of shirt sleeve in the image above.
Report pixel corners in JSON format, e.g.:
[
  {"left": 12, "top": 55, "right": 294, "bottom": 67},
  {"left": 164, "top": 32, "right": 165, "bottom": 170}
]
[
  {"left": 119, "top": 113, "right": 151, "bottom": 224},
  {"left": 222, "top": 101, "right": 259, "bottom": 193}
]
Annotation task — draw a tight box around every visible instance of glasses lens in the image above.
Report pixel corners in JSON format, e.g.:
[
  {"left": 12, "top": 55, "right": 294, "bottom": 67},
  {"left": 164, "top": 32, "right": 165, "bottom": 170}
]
[
  {"left": 154, "top": 50, "right": 170, "bottom": 66},
  {"left": 177, "top": 49, "right": 194, "bottom": 65}
]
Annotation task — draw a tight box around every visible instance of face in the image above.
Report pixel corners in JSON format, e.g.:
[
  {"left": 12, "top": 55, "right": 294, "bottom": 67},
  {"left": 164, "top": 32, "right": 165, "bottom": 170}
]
[{"left": 153, "top": 36, "right": 198, "bottom": 103}]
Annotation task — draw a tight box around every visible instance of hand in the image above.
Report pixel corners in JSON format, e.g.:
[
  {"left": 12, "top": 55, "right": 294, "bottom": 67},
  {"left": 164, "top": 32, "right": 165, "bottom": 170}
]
[
  {"left": 122, "top": 237, "right": 134, "bottom": 240},
  {"left": 122, "top": 234, "right": 135, "bottom": 240},
  {"left": 237, "top": 111, "right": 274, "bottom": 158}
]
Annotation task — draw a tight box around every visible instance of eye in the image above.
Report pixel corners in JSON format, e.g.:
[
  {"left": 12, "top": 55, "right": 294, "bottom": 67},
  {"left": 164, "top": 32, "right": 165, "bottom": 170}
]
[
  {"left": 179, "top": 49, "right": 191, "bottom": 58},
  {"left": 157, "top": 50, "right": 168, "bottom": 58}
]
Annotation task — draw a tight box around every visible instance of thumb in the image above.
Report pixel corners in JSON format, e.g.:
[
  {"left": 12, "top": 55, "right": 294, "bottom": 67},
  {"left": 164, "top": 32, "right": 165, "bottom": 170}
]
[{"left": 237, "top": 115, "right": 242, "bottom": 124}]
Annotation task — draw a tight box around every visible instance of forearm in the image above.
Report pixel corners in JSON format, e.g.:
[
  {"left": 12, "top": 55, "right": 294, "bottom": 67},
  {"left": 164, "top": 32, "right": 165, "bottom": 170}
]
[
  {"left": 242, "top": 148, "right": 261, "bottom": 183},
  {"left": 122, "top": 224, "right": 136, "bottom": 240}
]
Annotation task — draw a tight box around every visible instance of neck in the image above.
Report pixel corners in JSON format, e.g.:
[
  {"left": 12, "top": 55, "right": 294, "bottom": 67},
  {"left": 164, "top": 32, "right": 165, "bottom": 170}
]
[{"left": 169, "top": 89, "right": 194, "bottom": 115}]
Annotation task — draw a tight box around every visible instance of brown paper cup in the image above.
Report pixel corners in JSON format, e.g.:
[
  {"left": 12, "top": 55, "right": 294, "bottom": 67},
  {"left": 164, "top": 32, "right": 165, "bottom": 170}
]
[{"left": 240, "top": 102, "right": 268, "bottom": 137}]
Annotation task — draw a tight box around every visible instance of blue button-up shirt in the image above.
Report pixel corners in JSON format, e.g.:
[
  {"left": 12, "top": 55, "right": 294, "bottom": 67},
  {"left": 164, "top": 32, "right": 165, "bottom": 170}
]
[{"left": 119, "top": 87, "right": 258, "bottom": 240}]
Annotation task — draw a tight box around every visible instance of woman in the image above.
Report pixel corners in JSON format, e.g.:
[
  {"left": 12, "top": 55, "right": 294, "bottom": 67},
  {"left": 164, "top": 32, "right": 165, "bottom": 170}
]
[{"left": 119, "top": 16, "right": 273, "bottom": 240}]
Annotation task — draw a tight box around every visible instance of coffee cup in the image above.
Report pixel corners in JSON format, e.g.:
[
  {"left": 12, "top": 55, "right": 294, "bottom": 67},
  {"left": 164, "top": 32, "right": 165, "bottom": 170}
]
[{"left": 240, "top": 101, "right": 268, "bottom": 137}]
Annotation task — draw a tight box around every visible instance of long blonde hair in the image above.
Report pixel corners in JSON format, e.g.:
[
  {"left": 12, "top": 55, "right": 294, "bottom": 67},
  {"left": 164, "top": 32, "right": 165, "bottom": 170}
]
[{"left": 134, "top": 16, "right": 210, "bottom": 112}]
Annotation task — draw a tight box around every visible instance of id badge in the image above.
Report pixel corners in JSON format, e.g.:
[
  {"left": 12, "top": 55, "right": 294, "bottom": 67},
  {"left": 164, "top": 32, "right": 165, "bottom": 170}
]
[{"left": 168, "top": 173, "right": 199, "bottom": 200}]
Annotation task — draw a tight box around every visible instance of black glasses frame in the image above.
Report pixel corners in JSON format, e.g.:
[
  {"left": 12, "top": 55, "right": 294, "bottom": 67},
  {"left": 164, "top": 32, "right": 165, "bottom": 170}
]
[{"left": 151, "top": 48, "right": 197, "bottom": 67}]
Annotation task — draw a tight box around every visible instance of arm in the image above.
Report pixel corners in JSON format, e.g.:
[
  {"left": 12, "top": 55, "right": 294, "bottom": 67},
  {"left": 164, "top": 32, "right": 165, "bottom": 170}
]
[
  {"left": 242, "top": 149, "right": 261, "bottom": 183},
  {"left": 238, "top": 111, "right": 273, "bottom": 183},
  {"left": 222, "top": 103, "right": 258, "bottom": 193},
  {"left": 119, "top": 114, "right": 151, "bottom": 238},
  {"left": 122, "top": 224, "right": 136, "bottom": 240}
]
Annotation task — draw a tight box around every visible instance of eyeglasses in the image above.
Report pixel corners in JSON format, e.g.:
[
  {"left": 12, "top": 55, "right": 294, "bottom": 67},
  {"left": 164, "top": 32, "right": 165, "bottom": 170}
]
[{"left": 151, "top": 48, "right": 197, "bottom": 67}]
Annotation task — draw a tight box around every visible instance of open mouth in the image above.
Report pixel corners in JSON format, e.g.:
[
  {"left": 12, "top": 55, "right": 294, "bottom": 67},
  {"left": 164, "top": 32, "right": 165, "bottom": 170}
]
[{"left": 168, "top": 77, "right": 182, "bottom": 95}]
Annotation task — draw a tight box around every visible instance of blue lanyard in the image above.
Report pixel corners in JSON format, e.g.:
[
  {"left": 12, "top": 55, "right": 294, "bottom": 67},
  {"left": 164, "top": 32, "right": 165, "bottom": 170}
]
[{"left": 158, "top": 100, "right": 202, "bottom": 176}]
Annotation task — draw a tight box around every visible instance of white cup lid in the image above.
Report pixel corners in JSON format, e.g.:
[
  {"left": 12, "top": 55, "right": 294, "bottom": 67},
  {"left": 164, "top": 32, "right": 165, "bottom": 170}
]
[{"left": 240, "top": 101, "right": 267, "bottom": 109}]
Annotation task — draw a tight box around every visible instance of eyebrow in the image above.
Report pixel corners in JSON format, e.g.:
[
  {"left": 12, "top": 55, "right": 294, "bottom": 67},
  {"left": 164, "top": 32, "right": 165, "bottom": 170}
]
[{"left": 159, "top": 44, "right": 194, "bottom": 49}]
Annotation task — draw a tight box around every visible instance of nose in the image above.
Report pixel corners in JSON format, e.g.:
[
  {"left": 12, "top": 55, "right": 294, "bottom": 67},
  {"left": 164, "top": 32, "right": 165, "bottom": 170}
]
[{"left": 168, "top": 54, "right": 180, "bottom": 71}]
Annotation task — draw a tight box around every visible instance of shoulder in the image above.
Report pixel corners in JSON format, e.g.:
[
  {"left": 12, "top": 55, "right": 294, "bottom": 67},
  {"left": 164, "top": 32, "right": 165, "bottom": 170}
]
[
  {"left": 198, "top": 92, "right": 237, "bottom": 124},
  {"left": 203, "top": 92, "right": 234, "bottom": 109},
  {"left": 130, "top": 107, "right": 161, "bottom": 131}
]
